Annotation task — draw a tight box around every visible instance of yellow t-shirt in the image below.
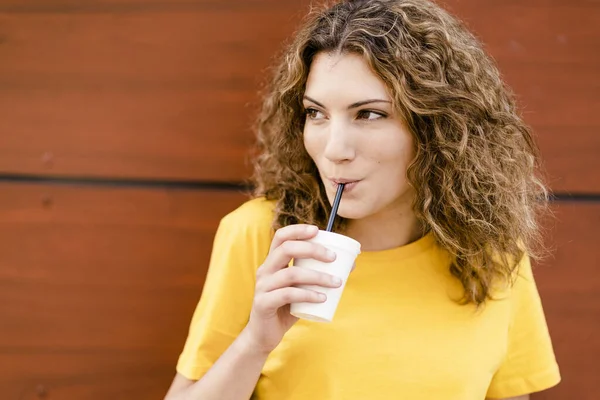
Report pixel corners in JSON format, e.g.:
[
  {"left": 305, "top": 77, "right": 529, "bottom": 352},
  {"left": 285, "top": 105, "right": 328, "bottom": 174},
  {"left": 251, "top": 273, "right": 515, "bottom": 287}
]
[{"left": 177, "top": 198, "right": 560, "bottom": 399}]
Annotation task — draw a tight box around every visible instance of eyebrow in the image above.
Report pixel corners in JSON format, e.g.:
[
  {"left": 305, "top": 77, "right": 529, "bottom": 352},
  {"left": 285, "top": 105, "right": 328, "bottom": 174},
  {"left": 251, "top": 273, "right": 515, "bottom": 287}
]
[{"left": 303, "top": 95, "right": 391, "bottom": 110}]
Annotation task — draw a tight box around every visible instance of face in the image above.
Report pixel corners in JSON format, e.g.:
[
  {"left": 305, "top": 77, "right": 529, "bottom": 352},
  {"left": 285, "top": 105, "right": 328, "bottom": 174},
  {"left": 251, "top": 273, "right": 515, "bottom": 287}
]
[{"left": 303, "top": 52, "right": 416, "bottom": 222}]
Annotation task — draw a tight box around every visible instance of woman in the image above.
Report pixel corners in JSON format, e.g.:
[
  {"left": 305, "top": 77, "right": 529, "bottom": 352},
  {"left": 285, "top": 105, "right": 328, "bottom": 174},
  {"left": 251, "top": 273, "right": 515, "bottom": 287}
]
[{"left": 165, "top": 0, "right": 560, "bottom": 399}]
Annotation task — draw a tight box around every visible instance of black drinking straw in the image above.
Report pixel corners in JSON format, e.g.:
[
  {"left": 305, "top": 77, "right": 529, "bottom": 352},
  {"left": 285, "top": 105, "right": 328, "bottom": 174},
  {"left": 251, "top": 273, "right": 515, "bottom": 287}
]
[{"left": 326, "top": 183, "right": 345, "bottom": 232}]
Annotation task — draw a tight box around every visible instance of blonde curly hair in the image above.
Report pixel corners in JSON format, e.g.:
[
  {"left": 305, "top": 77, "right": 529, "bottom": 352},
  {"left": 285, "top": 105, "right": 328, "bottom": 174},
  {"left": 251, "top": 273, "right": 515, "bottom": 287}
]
[{"left": 250, "top": 0, "right": 549, "bottom": 305}]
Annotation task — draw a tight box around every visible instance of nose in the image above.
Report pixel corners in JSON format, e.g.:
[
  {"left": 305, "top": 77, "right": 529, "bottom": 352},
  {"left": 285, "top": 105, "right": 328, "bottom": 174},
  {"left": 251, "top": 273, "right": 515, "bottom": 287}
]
[{"left": 323, "top": 119, "right": 356, "bottom": 163}]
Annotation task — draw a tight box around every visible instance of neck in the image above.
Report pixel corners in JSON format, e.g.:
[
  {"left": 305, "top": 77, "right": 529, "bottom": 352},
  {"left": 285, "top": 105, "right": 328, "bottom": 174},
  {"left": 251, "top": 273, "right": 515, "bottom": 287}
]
[{"left": 344, "top": 200, "right": 423, "bottom": 252}]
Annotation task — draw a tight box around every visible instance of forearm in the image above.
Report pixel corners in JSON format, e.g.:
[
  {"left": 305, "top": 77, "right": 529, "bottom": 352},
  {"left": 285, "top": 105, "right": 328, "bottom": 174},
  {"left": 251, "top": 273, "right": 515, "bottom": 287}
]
[{"left": 182, "top": 327, "right": 269, "bottom": 400}]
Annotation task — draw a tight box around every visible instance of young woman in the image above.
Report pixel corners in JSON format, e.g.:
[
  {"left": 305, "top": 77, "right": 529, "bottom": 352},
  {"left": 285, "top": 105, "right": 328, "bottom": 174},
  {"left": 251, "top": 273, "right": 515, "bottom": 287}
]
[{"left": 165, "top": 1, "right": 560, "bottom": 399}]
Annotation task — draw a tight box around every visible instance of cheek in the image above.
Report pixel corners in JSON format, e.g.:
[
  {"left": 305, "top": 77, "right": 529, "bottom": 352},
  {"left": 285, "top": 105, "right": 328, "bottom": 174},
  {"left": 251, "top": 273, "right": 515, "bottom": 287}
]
[
  {"left": 302, "top": 128, "right": 322, "bottom": 161},
  {"left": 368, "top": 134, "right": 414, "bottom": 165},
  {"left": 391, "top": 129, "right": 415, "bottom": 161},
  {"left": 366, "top": 136, "right": 415, "bottom": 183}
]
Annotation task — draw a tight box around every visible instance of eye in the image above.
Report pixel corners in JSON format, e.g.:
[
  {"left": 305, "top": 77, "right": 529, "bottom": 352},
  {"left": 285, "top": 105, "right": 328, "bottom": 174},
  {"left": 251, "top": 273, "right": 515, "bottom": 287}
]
[
  {"left": 356, "top": 110, "right": 386, "bottom": 120},
  {"left": 305, "top": 108, "right": 326, "bottom": 121}
]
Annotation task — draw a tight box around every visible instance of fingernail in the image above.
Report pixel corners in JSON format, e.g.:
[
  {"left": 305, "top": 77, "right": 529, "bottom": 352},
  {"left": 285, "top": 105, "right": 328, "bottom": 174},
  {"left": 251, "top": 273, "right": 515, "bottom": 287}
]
[
  {"left": 307, "top": 225, "right": 318, "bottom": 233},
  {"left": 327, "top": 249, "right": 336, "bottom": 260},
  {"left": 333, "top": 277, "right": 343, "bottom": 286},
  {"left": 318, "top": 293, "right": 327, "bottom": 301}
]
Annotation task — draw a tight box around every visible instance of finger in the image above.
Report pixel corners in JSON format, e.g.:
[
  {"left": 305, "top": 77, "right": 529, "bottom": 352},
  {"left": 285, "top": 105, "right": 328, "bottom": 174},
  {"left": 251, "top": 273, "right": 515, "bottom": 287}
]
[
  {"left": 255, "top": 287, "right": 326, "bottom": 314},
  {"left": 261, "top": 266, "right": 342, "bottom": 292},
  {"left": 269, "top": 224, "right": 319, "bottom": 253},
  {"left": 261, "top": 240, "right": 335, "bottom": 274}
]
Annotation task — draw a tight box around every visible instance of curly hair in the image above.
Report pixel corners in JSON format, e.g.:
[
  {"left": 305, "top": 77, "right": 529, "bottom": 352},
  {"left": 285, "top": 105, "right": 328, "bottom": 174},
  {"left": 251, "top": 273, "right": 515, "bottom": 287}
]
[{"left": 250, "top": 0, "right": 549, "bottom": 305}]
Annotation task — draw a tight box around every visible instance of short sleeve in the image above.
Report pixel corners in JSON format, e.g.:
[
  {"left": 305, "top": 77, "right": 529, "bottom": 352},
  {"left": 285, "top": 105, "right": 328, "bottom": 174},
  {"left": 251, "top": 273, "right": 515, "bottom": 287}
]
[
  {"left": 176, "top": 200, "right": 274, "bottom": 380},
  {"left": 486, "top": 254, "right": 561, "bottom": 398}
]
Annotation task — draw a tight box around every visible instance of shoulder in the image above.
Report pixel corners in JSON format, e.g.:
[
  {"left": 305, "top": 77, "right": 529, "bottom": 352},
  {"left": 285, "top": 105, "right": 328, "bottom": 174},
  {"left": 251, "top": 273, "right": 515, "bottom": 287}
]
[
  {"left": 215, "top": 197, "right": 277, "bottom": 247},
  {"left": 209, "top": 197, "right": 276, "bottom": 267},
  {"left": 220, "top": 196, "right": 276, "bottom": 230}
]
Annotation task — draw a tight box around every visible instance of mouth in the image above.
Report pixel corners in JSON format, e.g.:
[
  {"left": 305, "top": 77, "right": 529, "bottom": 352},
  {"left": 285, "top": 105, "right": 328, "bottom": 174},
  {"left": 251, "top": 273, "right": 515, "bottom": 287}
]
[{"left": 328, "top": 178, "right": 361, "bottom": 192}]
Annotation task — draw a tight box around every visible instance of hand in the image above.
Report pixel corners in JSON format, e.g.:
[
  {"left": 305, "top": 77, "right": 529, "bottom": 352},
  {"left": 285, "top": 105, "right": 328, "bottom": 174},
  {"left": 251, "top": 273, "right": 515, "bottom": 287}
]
[{"left": 243, "top": 224, "right": 342, "bottom": 354}]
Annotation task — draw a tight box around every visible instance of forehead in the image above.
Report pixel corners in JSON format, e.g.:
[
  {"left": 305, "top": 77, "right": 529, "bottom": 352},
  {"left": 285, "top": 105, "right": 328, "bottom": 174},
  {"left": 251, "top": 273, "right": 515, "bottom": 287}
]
[{"left": 304, "top": 52, "right": 391, "bottom": 101}]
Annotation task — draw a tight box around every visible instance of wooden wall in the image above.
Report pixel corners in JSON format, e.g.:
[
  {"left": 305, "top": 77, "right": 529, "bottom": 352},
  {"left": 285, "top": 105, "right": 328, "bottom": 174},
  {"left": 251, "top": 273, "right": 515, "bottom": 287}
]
[{"left": 0, "top": 1, "right": 597, "bottom": 399}]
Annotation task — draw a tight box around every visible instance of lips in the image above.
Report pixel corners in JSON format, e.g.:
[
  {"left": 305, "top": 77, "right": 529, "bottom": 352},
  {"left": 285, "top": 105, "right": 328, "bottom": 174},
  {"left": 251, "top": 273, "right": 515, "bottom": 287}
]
[{"left": 328, "top": 178, "right": 361, "bottom": 192}]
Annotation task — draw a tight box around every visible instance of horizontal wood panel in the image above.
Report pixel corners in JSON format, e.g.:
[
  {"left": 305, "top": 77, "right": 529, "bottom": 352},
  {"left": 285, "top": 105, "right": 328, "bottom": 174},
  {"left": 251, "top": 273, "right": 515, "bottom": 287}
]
[
  {"left": 1, "top": 350, "right": 175, "bottom": 400},
  {"left": 0, "top": 183, "right": 248, "bottom": 397},
  {"left": 0, "top": 181, "right": 248, "bottom": 229},
  {"left": 0, "top": 0, "right": 301, "bottom": 12},
  {"left": 450, "top": 0, "right": 600, "bottom": 193},
  {"left": 0, "top": 10, "right": 306, "bottom": 87},
  {"left": 500, "top": 63, "right": 598, "bottom": 129},
  {"left": 448, "top": 2, "right": 599, "bottom": 65},
  {"left": 533, "top": 203, "right": 600, "bottom": 400},
  {"left": 537, "top": 126, "right": 599, "bottom": 194},
  {"left": 0, "top": 6, "right": 309, "bottom": 182},
  {"left": 0, "top": 88, "right": 256, "bottom": 182},
  {"left": 0, "top": 2, "right": 598, "bottom": 191}
]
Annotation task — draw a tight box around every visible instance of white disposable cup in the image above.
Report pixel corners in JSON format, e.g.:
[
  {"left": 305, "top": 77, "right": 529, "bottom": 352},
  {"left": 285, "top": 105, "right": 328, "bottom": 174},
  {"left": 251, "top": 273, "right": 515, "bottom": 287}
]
[{"left": 290, "top": 230, "right": 361, "bottom": 323}]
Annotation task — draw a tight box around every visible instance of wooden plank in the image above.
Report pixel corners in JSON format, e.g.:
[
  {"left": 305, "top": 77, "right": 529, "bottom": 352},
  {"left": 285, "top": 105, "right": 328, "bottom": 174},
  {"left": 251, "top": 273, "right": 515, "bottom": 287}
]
[
  {"left": 0, "top": 6, "right": 309, "bottom": 182},
  {"left": 533, "top": 203, "right": 600, "bottom": 399},
  {"left": 0, "top": 0, "right": 300, "bottom": 12},
  {"left": 0, "top": 182, "right": 248, "bottom": 398},
  {"left": 0, "top": 350, "right": 175, "bottom": 400},
  {"left": 499, "top": 62, "right": 598, "bottom": 193},
  {"left": 0, "top": 88, "right": 257, "bottom": 181},
  {"left": 0, "top": 9, "right": 308, "bottom": 87},
  {"left": 446, "top": 2, "right": 599, "bottom": 65},
  {"left": 499, "top": 63, "right": 598, "bottom": 129},
  {"left": 445, "top": 1, "right": 600, "bottom": 193},
  {"left": 537, "top": 126, "right": 599, "bottom": 194}
]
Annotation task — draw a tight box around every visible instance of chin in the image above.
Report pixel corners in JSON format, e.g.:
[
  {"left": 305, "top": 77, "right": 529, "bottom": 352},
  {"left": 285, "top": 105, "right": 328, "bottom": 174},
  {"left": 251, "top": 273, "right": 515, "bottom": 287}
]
[{"left": 335, "top": 203, "right": 370, "bottom": 220}]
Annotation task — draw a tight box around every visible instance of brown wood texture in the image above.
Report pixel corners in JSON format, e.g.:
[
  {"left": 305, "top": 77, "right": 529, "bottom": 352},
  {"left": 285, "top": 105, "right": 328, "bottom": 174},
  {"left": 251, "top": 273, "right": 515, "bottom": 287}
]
[
  {"left": 0, "top": 182, "right": 248, "bottom": 399},
  {"left": 0, "top": 181, "right": 598, "bottom": 399},
  {"left": 0, "top": 1, "right": 597, "bottom": 191},
  {"left": 444, "top": 1, "right": 600, "bottom": 193},
  {"left": 0, "top": 2, "right": 310, "bottom": 182},
  {"left": 533, "top": 202, "right": 600, "bottom": 400}
]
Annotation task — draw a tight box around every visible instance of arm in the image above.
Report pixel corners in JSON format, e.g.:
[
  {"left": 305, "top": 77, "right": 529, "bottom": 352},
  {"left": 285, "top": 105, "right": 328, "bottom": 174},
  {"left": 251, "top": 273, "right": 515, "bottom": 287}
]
[
  {"left": 164, "top": 327, "right": 268, "bottom": 400},
  {"left": 164, "top": 223, "right": 340, "bottom": 400}
]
